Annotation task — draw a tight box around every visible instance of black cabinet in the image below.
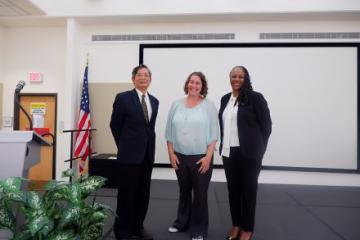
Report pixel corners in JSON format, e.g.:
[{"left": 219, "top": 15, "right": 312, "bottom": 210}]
[{"left": 89, "top": 154, "right": 117, "bottom": 188}]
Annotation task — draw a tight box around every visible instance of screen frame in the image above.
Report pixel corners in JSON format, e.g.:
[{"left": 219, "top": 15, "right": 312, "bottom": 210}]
[{"left": 139, "top": 42, "right": 360, "bottom": 174}]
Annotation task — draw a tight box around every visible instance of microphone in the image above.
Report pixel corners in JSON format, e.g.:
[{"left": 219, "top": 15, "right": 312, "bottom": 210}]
[
  {"left": 15, "top": 80, "right": 26, "bottom": 93},
  {"left": 13, "top": 80, "right": 33, "bottom": 130}
]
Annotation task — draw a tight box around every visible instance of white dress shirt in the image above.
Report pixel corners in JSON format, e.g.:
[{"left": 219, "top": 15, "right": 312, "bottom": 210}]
[
  {"left": 135, "top": 88, "right": 152, "bottom": 120},
  {"left": 222, "top": 94, "right": 240, "bottom": 157}
]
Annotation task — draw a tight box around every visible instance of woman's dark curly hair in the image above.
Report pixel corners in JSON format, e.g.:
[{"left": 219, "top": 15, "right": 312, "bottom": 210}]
[
  {"left": 230, "top": 66, "right": 253, "bottom": 105},
  {"left": 184, "top": 71, "right": 208, "bottom": 98}
]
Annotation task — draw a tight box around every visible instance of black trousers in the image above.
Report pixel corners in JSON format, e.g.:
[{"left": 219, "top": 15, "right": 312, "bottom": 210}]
[
  {"left": 172, "top": 152, "right": 213, "bottom": 237},
  {"left": 114, "top": 151, "right": 153, "bottom": 237},
  {"left": 222, "top": 147, "right": 262, "bottom": 232}
]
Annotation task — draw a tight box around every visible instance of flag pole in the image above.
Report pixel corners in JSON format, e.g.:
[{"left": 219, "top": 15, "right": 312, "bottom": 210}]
[{"left": 74, "top": 55, "right": 92, "bottom": 178}]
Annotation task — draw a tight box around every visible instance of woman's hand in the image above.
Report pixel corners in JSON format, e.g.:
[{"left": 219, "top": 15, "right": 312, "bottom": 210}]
[
  {"left": 197, "top": 141, "right": 216, "bottom": 174},
  {"left": 167, "top": 142, "right": 179, "bottom": 170},
  {"left": 196, "top": 156, "right": 211, "bottom": 174},
  {"left": 170, "top": 153, "right": 180, "bottom": 170}
]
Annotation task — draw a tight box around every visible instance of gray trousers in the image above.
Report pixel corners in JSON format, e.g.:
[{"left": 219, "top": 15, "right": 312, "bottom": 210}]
[{"left": 172, "top": 152, "right": 213, "bottom": 237}]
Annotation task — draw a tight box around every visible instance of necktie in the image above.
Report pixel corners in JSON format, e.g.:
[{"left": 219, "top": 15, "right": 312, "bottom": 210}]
[{"left": 141, "top": 94, "right": 149, "bottom": 123}]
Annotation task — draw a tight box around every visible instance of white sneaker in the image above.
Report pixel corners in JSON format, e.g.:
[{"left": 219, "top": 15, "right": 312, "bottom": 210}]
[
  {"left": 192, "top": 236, "right": 204, "bottom": 240},
  {"left": 168, "top": 226, "right": 179, "bottom": 233}
]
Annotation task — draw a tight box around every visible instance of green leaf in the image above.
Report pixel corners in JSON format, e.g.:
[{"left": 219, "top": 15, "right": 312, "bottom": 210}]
[
  {"left": 68, "top": 184, "right": 82, "bottom": 206},
  {"left": 92, "top": 202, "right": 114, "bottom": 214},
  {"left": 45, "top": 182, "right": 79, "bottom": 204},
  {"left": 47, "top": 230, "right": 76, "bottom": 240},
  {"left": 87, "top": 211, "right": 106, "bottom": 225},
  {"left": 12, "top": 229, "right": 32, "bottom": 240},
  {"left": 80, "top": 222, "right": 104, "bottom": 240},
  {"left": 44, "top": 186, "right": 70, "bottom": 202},
  {"left": 44, "top": 180, "right": 67, "bottom": 191},
  {"left": 25, "top": 191, "right": 43, "bottom": 210},
  {"left": 27, "top": 215, "right": 50, "bottom": 236},
  {"left": 58, "top": 206, "right": 81, "bottom": 228},
  {"left": 0, "top": 177, "right": 22, "bottom": 193},
  {"left": 4, "top": 191, "right": 25, "bottom": 203},
  {"left": 61, "top": 169, "right": 75, "bottom": 178},
  {"left": 43, "top": 192, "right": 66, "bottom": 205},
  {"left": 0, "top": 201, "right": 15, "bottom": 232},
  {"left": 38, "top": 218, "right": 54, "bottom": 237},
  {"left": 80, "top": 176, "right": 106, "bottom": 198},
  {"left": 46, "top": 202, "right": 63, "bottom": 220},
  {"left": 0, "top": 174, "right": 112, "bottom": 240}
]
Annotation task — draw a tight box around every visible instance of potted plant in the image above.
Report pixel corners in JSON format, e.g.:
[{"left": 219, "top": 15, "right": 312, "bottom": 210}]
[{"left": 0, "top": 169, "right": 113, "bottom": 240}]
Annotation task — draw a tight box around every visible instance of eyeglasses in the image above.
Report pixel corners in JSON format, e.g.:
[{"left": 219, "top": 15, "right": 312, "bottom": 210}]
[{"left": 135, "top": 73, "right": 150, "bottom": 78}]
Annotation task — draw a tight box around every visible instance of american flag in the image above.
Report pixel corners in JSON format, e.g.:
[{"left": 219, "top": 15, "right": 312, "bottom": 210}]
[{"left": 74, "top": 61, "right": 91, "bottom": 175}]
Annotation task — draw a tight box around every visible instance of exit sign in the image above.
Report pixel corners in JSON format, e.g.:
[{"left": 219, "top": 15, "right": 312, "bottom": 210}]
[{"left": 29, "top": 72, "right": 43, "bottom": 83}]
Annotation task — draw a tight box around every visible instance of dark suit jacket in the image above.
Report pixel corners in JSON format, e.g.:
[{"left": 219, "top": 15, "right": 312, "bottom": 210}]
[
  {"left": 219, "top": 91, "right": 272, "bottom": 159},
  {"left": 110, "top": 89, "right": 159, "bottom": 164}
]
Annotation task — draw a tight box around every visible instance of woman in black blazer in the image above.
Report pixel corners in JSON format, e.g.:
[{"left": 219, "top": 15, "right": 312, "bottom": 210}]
[{"left": 219, "top": 66, "right": 272, "bottom": 240}]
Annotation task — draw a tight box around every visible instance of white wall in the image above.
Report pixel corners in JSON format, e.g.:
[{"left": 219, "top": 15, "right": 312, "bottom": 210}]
[
  {"left": 0, "top": 26, "right": 66, "bottom": 179},
  {"left": 2, "top": 27, "right": 66, "bottom": 112},
  {"left": 77, "top": 20, "right": 360, "bottom": 87},
  {"left": 0, "top": 26, "right": 4, "bottom": 84},
  {"left": 85, "top": 20, "right": 360, "bottom": 44}
]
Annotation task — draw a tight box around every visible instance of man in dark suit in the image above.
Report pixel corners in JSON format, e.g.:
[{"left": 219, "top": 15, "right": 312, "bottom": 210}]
[{"left": 110, "top": 64, "right": 159, "bottom": 240}]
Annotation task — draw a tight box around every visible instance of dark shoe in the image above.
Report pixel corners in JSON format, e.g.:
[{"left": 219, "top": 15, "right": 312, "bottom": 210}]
[
  {"left": 114, "top": 230, "right": 141, "bottom": 240},
  {"left": 128, "top": 237, "right": 141, "bottom": 240},
  {"left": 116, "top": 235, "right": 140, "bottom": 240},
  {"left": 139, "top": 228, "right": 153, "bottom": 240}
]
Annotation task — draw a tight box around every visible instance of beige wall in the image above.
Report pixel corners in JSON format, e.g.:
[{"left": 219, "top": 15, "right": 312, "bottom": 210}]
[
  {"left": 0, "top": 83, "right": 2, "bottom": 128},
  {"left": 89, "top": 82, "right": 133, "bottom": 154}
]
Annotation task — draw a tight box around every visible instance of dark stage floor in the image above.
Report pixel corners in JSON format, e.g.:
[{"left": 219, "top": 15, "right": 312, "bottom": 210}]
[{"left": 91, "top": 179, "right": 360, "bottom": 240}]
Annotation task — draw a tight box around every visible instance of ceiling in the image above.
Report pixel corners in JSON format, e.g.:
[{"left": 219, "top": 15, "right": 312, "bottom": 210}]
[
  {"left": 0, "top": 0, "right": 359, "bottom": 27},
  {"left": 0, "top": 0, "right": 44, "bottom": 17}
]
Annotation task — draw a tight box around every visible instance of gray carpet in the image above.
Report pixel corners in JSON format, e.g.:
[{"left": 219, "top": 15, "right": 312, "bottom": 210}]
[{"left": 90, "top": 180, "right": 360, "bottom": 240}]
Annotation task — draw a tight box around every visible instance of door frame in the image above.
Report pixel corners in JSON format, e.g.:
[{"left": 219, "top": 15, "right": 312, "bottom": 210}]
[{"left": 14, "top": 93, "right": 58, "bottom": 179}]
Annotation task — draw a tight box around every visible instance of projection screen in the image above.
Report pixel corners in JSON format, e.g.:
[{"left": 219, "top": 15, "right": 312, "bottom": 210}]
[{"left": 140, "top": 43, "right": 358, "bottom": 172}]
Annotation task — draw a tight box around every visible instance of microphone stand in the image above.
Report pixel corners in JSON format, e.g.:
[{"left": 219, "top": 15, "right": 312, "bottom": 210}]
[{"left": 13, "top": 92, "right": 33, "bottom": 130}]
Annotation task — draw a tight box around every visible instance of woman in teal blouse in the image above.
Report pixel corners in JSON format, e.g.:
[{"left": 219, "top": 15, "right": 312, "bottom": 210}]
[{"left": 165, "top": 72, "right": 219, "bottom": 240}]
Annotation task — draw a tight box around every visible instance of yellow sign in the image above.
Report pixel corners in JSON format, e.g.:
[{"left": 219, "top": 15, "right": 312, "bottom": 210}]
[{"left": 30, "top": 102, "right": 46, "bottom": 115}]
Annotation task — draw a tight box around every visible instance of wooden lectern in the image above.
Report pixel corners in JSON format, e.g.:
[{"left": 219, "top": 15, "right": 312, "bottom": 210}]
[
  {"left": 0, "top": 130, "right": 51, "bottom": 180},
  {"left": 0, "top": 131, "right": 51, "bottom": 239}
]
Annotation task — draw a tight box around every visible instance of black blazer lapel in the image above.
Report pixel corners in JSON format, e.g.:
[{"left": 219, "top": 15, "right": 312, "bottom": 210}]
[
  {"left": 219, "top": 93, "right": 231, "bottom": 117},
  {"left": 149, "top": 94, "right": 158, "bottom": 124},
  {"left": 218, "top": 93, "right": 231, "bottom": 155}
]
